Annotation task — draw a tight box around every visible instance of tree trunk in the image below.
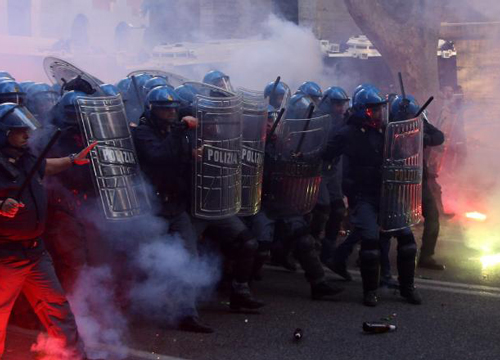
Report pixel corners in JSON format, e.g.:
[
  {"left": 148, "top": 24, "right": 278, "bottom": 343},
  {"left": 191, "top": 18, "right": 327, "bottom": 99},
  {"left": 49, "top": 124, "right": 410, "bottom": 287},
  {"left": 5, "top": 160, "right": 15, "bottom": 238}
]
[{"left": 343, "top": 0, "right": 448, "bottom": 106}]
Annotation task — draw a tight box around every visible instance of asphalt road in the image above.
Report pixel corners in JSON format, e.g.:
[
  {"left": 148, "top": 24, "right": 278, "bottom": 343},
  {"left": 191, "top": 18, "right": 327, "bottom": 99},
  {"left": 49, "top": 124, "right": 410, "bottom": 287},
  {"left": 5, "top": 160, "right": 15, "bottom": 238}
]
[{"left": 5, "top": 220, "right": 500, "bottom": 360}]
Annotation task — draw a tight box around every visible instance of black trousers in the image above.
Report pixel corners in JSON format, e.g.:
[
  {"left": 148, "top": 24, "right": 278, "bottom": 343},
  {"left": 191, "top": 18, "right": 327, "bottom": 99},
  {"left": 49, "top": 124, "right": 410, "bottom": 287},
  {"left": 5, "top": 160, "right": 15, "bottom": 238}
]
[{"left": 421, "top": 179, "right": 440, "bottom": 258}]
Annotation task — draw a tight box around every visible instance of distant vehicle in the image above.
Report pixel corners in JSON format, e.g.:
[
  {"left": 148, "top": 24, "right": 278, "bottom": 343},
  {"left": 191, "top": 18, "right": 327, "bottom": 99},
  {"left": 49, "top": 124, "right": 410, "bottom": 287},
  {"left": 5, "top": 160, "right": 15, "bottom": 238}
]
[{"left": 321, "top": 35, "right": 457, "bottom": 60}]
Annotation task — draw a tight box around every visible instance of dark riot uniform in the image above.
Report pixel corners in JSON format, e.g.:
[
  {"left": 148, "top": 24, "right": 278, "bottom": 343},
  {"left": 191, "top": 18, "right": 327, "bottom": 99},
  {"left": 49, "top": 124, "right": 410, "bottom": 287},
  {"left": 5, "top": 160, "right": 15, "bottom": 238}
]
[
  {"left": 133, "top": 114, "right": 200, "bottom": 321},
  {"left": 379, "top": 119, "right": 445, "bottom": 277},
  {"left": 420, "top": 119, "right": 445, "bottom": 265},
  {"left": 247, "top": 130, "right": 344, "bottom": 299},
  {"left": 309, "top": 111, "right": 347, "bottom": 263},
  {"left": 0, "top": 148, "right": 85, "bottom": 359},
  {"left": 323, "top": 114, "right": 420, "bottom": 304}
]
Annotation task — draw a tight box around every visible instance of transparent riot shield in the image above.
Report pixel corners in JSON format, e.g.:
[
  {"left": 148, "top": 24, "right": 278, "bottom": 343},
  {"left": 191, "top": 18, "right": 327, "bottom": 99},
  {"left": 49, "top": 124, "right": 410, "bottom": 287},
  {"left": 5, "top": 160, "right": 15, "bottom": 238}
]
[
  {"left": 237, "top": 88, "right": 267, "bottom": 216},
  {"left": 264, "top": 114, "right": 330, "bottom": 217},
  {"left": 127, "top": 70, "right": 191, "bottom": 88},
  {"left": 191, "top": 92, "right": 243, "bottom": 219},
  {"left": 380, "top": 116, "right": 424, "bottom": 232},
  {"left": 43, "top": 57, "right": 104, "bottom": 93},
  {"left": 75, "top": 94, "right": 150, "bottom": 220}
]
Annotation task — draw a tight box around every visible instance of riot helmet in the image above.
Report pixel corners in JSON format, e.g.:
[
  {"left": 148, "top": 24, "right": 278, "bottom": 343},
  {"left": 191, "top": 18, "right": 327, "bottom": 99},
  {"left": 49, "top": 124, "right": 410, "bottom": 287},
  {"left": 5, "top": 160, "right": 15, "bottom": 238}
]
[
  {"left": 264, "top": 81, "right": 288, "bottom": 109},
  {"left": 296, "top": 81, "right": 322, "bottom": 106},
  {"left": 99, "top": 83, "right": 120, "bottom": 97},
  {"left": 175, "top": 84, "right": 198, "bottom": 117},
  {"left": 55, "top": 90, "right": 87, "bottom": 128},
  {"left": 116, "top": 77, "right": 132, "bottom": 96},
  {"left": 352, "top": 85, "right": 388, "bottom": 129},
  {"left": 0, "top": 71, "right": 14, "bottom": 80},
  {"left": 203, "top": 70, "right": 234, "bottom": 92},
  {"left": 0, "top": 103, "right": 40, "bottom": 148},
  {"left": 389, "top": 94, "right": 420, "bottom": 122},
  {"left": 0, "top": 81, "right": 26, "bottom": 105},
  {"left": 142, "top": 77, "right": 172, "bottom": 98},
  {"left": 318, "top": 86, "right": 349, "bottom": 117},
  {"left": 19, "top": 81, "right": 36, "bottom": 93},
  {"left": 286, "top": 93, "right": 314, "bottom": 120},
  {"left": 145, "top": 86, "right": 181, "bottom": 131},
  {"left": 26, "top": 83, "right": 59, "bottom": 120}
]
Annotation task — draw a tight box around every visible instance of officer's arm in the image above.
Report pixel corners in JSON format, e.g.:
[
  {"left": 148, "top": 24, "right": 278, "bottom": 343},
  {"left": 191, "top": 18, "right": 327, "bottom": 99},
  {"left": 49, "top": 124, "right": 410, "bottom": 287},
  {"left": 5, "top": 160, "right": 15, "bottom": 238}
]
[
  {"left": 423, "top": 120, "right": 445, "bottom": 147},
  {"left": 45, "top": 142, "right": 97, "bottom": 176},
  {"left": 322, "top": 127, "right": 347, "bottom": 161}
]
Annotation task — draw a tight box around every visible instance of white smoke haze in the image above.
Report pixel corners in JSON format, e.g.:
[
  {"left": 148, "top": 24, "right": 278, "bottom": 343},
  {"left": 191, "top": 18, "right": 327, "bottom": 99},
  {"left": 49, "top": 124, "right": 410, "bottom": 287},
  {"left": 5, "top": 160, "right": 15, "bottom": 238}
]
[
  {"left": 130, "top": 237, "right": 221, "bottom": 323},
  {"left": 222, "top": 14, "right": 326, "bottom": 92},
  {"left": 437, "top": 3, "right": 500, "bottom": 256},
  {"left": 68, "top": 266, "right": 128, "bottom": 360}
]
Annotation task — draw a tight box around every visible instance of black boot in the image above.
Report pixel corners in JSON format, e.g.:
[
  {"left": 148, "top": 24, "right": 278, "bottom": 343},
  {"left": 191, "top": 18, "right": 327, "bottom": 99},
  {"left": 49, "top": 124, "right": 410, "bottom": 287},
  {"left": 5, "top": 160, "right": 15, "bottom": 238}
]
[
  {"left": 363, "top": 291, "right": 379, "bottom": 307},
  {"left": 252, "top": 250, "right": 271, "bottom": 281},
  {"left": 400, "top": 287, "right": 422, "bottom": 305},
  {"left": 359, "top": 246, "right": 381, "bottom": 307},
  {"left": 398, "top": 237, "right": 421, "bottom": 304},
  {"left": 326, "top": 260, "right": 353, "bottom": 282},
  {"left": 418, "top": 255, "right": 445, "bottom": 271},
  {"left": 178, "top": 316, "right": 214, "bottom": 333},
  {"left": 230, "top": 290, "right": 266, "bottom": 310},
  {"left": 311, "top": 280, "right": 345, "bottom": 300}
]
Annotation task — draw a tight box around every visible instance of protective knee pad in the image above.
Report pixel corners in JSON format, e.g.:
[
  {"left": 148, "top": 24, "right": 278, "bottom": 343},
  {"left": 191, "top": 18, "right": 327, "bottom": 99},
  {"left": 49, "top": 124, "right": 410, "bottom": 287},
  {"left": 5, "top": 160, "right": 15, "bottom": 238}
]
[
  {"left": 291, "top": 226, "right": 311, "bottom": 241},
  {"left": 233, "top": 230, "right": 258, "bottom": 258},
  {"left": 294, "top": 235, "right": 316, "bottom": 254},
  {"left": 313, "top": 204, "right": 331, "bottom": 220},
  {"left": 360, "top": 241, "right": 381, "bottom": 266},
  {"left": 398, "top": 240, "right": 417, "bottom": 260}
]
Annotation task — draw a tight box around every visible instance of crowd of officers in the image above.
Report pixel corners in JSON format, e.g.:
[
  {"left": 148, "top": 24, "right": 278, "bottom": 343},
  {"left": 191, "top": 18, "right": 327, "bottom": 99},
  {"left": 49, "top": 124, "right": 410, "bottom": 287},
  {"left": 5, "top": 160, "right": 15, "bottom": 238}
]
[{"left": 0, "top": 67, "right": 455, "bottom": 358}]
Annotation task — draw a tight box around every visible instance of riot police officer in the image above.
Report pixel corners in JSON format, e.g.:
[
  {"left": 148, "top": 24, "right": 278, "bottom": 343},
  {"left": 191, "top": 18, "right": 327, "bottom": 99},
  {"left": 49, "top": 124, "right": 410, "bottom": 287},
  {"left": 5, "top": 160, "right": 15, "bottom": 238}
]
[
  {"left": 133, "top": 86, "right": 214, "bottom": 333},
  {"left": 43, "top": 90, "right": 97, "bottom": 291},
  {"left": 247, "top": 92, "right": 344, "bottom": 300},
  {"left": 324, "top": 85, "right": 422, "bottom": 307},
  {"left": 379, "top": 95, "right": 445, "bottom": 283},
  {"left": 0, "top": 102, "right": 97, "bottom": 360},
  {"left": 309, "top": 86, "right": 349, "bottom": 268}
]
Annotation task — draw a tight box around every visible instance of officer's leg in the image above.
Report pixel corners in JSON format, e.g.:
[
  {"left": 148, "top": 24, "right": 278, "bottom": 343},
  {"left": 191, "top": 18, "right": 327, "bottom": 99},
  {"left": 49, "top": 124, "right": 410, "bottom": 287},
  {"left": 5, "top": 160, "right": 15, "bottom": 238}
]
[
  {"left": 210, "top": 217, "right": 265, "bottom": 310},
  {"left": 420, "top": 180, "right": 445, "bottom": 270},
  {"left": 331, "top": 200, "right": 362, "bottom": 282},
  {"left": 309, "top": 181, "right": 331, "bottom": 240},
  {"left": 165, "top": 213, "right": 212, "bottom": 333},
  {"left": 396, "top": 228, "right": 422, "bottom": 304},
  {"left": 322, "top": 198, "right": 346, "bottom": 263},
  {"left": 271, "top": 219, "right": 297, "bottom": 272},
  {"left": 0, "top": 249, "right": 28, "bottom": 358},
  {"left": 353, "top": 200, "right": 381, "bottom": 306},
  {"left": 21, "top": 248, "right": 86, "bottom": 359},
  {"left": 44, "top": 209, "right": 88, "bottom": 292},
  {"left": 287, "top": 216, "right": 344, "bottom": 299},
  {"left": 245, "top": 212, "right": 275, "bottom": 281},
  {"left": 379, "top": 232, "right": 391, "bottom": 279},
  {"left": 168, "top": 212, "right": 198, "bottom": 256}
]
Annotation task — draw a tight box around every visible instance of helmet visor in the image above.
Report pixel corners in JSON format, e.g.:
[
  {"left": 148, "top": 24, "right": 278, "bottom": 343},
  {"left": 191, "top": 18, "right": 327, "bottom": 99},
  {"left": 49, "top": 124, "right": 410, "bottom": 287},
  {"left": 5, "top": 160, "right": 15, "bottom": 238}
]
[
  {"left": 366, "top": 102, "right": 389, "bottom": 127},
  {"left": 3, "top": 106, "right": 41, "bottom": 130},
  {"left": 0, "top": 93, "right": 26, "bottom": 105},
  {"left": 215, "top": 77, "right": 234, "bottom": 92}
]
